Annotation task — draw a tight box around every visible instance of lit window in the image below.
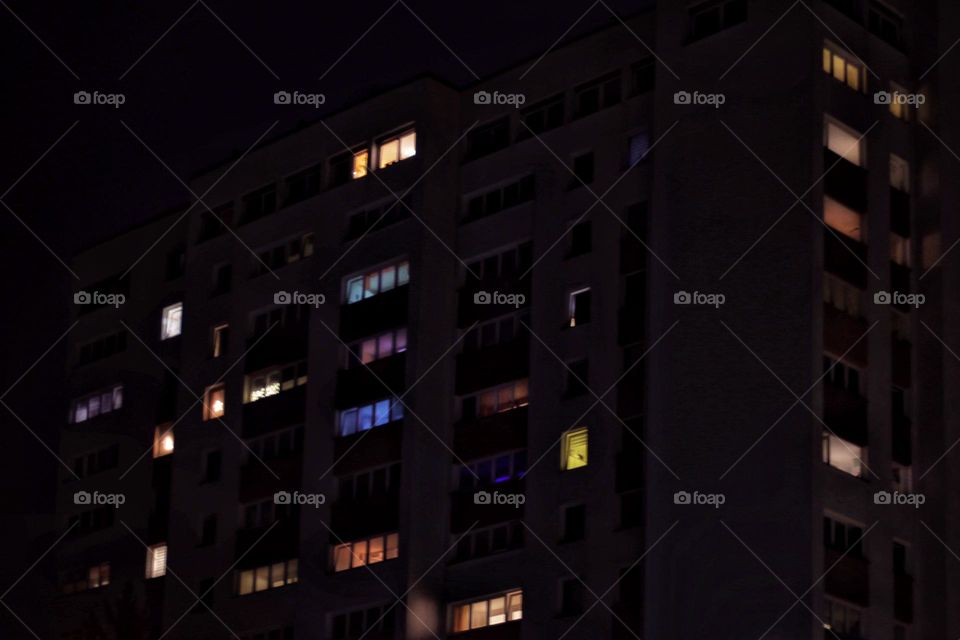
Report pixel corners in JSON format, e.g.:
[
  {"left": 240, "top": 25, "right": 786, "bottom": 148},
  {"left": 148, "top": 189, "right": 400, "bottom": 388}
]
[
  {"left": 161, "top": 303, "right": 183, "bottom": 340},
  {"left": 822, "top": 432, "right": 866, "bottom": 478},
  {"left": 378, "top": 130, "right": 416, "bottom": 169},
  {"left": 332, "top": 532, "right": 399, "bottom": 572},
  {"left": 237, "top": 559, "right": 298, "bottom": 595},
  {"left": 88, "top": 562, "right": 110, "bottom": 589},
  {"left": 824, "top": 597, "right": 862, "bottom": 637},
  {"left": 153, "top": 424, "right": 174, "bottom": 458},
  {"left": 568, "top": 288, "right": 592, "bottom": 327},
  {"left": 627, "top": 132, "right": 650, "bottom": 166},
  {"left": 561, "top": 427, "right": 589, "bottom": 470},
  {"left": 822, "top": 43, "right": 864, "bottom": 92},
  {"left": 471, "top": 380, "right": 529, "bottom": 418},
  {"left": 824, "top": 197, "right": 865, "bottom": 241},
  {"left": 824, "top": 118, "right": 865, "bottom": 167},
  {"left": 888, "top": 83, "right": 910, "bottom": 121},
  {"left": 891, "top": 233, "right": 911, "bottom": 267},
  {"left": 212, "top": 323, "right": 228, "bottom": 358},
  {"left": 338, "top": 397, "right": 404, "bottom": 436},
  {"left": 344, "top": 260, "right": 410, "bottom": 304},
  {"left": 890, "top": 154, "right": 910, "bottom": 192},
  {"left": 203, "top": 383, "right": 225, "bottom": 421},
  {"left": 451, "top": 590, "right": 523, "bottom": 632},
  {"left": 70, "top": 385, "right": 123, "bottom": 424},
  {"left": 145, "top": 543, "right": 167, "bottom": 579},
  {"left": 350, "top": 328, "right": 408, "bottom": 366},
  {"left": 353, "top": 149, "right": 369, "bottom": 179}
]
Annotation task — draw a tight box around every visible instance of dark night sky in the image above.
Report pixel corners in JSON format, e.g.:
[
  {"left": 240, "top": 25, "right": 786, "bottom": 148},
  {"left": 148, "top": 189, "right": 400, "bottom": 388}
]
[{"left": 0, "top": 0, "right": 653, "bottom": 607}]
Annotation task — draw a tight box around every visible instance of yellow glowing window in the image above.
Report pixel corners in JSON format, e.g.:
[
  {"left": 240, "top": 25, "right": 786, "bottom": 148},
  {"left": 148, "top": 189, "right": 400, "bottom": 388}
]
[
  {"left": 203, "top": 383, "right": 225, "bottom": 421},
  {"left": 352, "top": 150, "right": 368, "bottom": 179},
  {"left": 561, "top": 427, "right": 588, "bottom": 470},
  {"left": 822, "top": 45, "right": 864, "bottom": 93},
  {"left": 378, "top": 130, "right": 416, "bottom": 168},
  {"left": 153, "top": 425, "right": 174, "bottom": 458}
]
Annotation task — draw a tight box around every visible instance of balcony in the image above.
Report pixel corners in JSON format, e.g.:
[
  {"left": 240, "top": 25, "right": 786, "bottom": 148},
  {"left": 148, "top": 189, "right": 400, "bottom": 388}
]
[
  {"left": 824, "top": 149, "right": 868, "bottom": 213},
  {"left": 339, "top": 285, "right": 409, "bottom": 343},
  {"left": 823, "top": 304, "right": 869, "bottom": 368},
  {"left": 824, "top": 547, "right": 869, "bottom": 605},
  {"left": 244, "top": 324, "right": 308, "bottom": 373},
  {"left": 456, "top": 279, "right": 531, "bottom": 328},
  {"left": 450, "top": 621, "right": 522, "bottom": 640},
  {"left": 335, "top": 353, "right": 407, "bottom": 409},
  {"left": 330, "top": 492, "right": 400, "bottom": 540},
  {"left": 450, "top": 478, "right": 525, "bottom": 532},
  {"left": 455, "top": 338, "right": 529, "bottom": 396},
  {"left": 332, "top": 422, "right": 403, "bottom": 475},
  {"left": 823, "top": 382, "right": 868, "bottom": 445},
  {"left": 454, "top": 407, "right": 528, "bottom": 460},
  {"left": 894, "top": 571, "right": 913, "bottom": 622},
  {"left": 236, "top": 515, "right": 300, "bottom": 565},
  {"left": 239, "top": 453, "right": 302, "bottom": 503},
  {"left": 241, "top": 385, "right": 307, "bottom": 438},
  {"left": 824, "top": 230, "right": 868, "bottom": 289}
]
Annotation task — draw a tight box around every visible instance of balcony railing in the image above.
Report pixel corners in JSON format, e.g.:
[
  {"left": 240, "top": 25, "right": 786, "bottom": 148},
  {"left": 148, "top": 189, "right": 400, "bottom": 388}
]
[
  {"left": 455, "top": 337, "right": 529, "bottom": 395},
  {"left": 824, "top": 547, "right": 869, "bottom": 605}
]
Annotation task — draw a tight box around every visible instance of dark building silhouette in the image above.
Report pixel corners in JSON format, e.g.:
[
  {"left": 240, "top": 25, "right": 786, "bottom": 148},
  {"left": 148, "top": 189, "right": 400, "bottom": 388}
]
[{"left": 51, "top": 2, "right": 960, "bottom": 639}]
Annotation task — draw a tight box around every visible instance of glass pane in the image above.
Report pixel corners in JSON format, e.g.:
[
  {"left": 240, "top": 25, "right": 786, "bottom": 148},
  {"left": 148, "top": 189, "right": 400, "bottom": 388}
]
[
  {"left": 397, "top": 261, "right": 410, "bottom": 285},
  {"left": 453, "top": 605, "right": 470, "bottom": 632},
  {"left": 379, "top": 139, "right": 400, "bottom": 168},
  {"left": 361, "top": 339, "right": 377, "bottom": 363},
  {"left": 364, "top": 272, "right": 379, "bottom": 298},
  {"left": 374, "top": 400, "right": 390, "bottom": 426},
  {"left": 826, "top": 121, "right": 863, "bottom": 166},
  {"left": 378, "top": 333, "right": 394, "bottom": 357},
  {"left": 386, "top": 533, "right": 399, "bottom": 559},
  {"left": 351, "top": 540, "right": 368, "bottom": 568},
  {"left": 380, "top": 265, "right": 396, "bottom": 292},
  {"left": 341, "top": 409, "right": 358, "bottom": 436},
  {"left": 514, "top": 379, "right": 529, "bottom": 405},
  {"left": 395, "top": 328, "right": 407, "bottom": 352},
  {"left": 488, "top": 597, "right": 506, "bottom": 625},
  {"left": 347, "top": 277, "right": 364, "bottom": 303},
  {"left": 846, "top": 63, "right": 859, "bottom": 91},
  {"left": 368, "top": 536, "right": 385, "bottom": 564},
  {"left": 400, "top": 131, "right": 416, "bottom": 159},
  {"left": 507, "top": 591, "right": 523, "bottom": 620},
  {"left": 353, "top": 150, "right": 368, "bottom": 179},
  {"left": 497, "top": 385, "right": 514, "bottom": 410},
  {"left": 478, "top": 391, "right": 496, "bottom": 417},
  {"left": 287, "top": 559, "right": 298, "bottom": 583},
  {"left": 88, "top": 395, "right": 101, "bottom": 418},
  {"left": 358, "top": 405, "right": 374, "bottom": 430},
  {"left": 270, "top": 562, "right": 285, "bottom": 587},
  {"left": 390, "top": 400, "right": 404, "bottom": 422},
  {"left": 470, "top": 601, "right": 488, "bottom": 629},
  {"left": 239, "top": 570, "right": 254, "bottom": 595},
  {"left": 832, "top": 53, "right": 845, "bottom": 83},
  {"left": 822, "top": 47, "right": 831, "bottom": 74},
  {"left": 334, "top": 544, "right": 351, "bottom": 571},
  {"left": 255, "top": 566, "right": 269, "bottom": 592}
]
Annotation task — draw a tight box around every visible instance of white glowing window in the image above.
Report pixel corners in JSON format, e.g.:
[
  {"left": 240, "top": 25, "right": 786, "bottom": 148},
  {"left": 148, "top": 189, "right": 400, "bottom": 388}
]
[
  {"left": 344, "top": 261, "right": 410, "bottom": 304},
  {"left": 825, "top": 119, "right": 865, "bottom": 167},
  {"left": 161, "top": 303, "right": 183, "bottom": 340},
  {"left": 824, "top": 197, "right": 865, "bottom": 241},
  {"left": 70, "top": 385, "right": 123, "bottom": 424},
  {"left": 378, "top": 130, "right": 416, "bottom": 169},
  {"left": 822, "top": 432, "right": 866, "bottom": 477},
  {"left": 145, "top": 543, "right": 167, "bottom": 579},
  {"left": 338, "top": 398, "right": 404, "bottom": 436}
]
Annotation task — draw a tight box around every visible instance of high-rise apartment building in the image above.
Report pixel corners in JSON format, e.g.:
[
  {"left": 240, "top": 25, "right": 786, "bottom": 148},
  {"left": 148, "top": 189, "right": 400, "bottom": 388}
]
[{"left": 51, "top": 2, "right": 960, "bottom": 639}]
